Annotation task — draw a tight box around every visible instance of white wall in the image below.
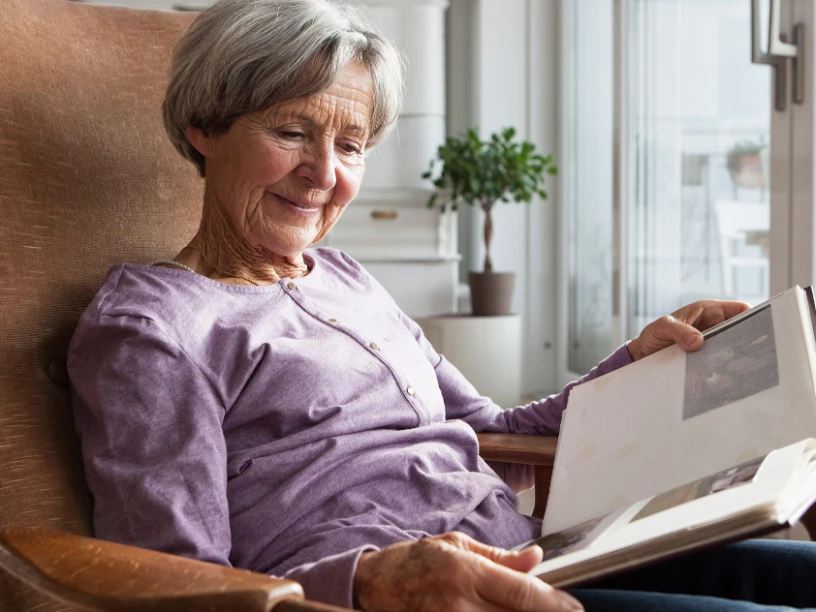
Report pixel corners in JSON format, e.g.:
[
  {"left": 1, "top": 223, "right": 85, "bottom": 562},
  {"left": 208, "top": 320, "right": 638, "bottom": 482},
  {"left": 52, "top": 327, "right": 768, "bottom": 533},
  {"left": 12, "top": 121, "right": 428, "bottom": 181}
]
[{"left": 448, "top": 0, "right": 560, "bottom": 396}]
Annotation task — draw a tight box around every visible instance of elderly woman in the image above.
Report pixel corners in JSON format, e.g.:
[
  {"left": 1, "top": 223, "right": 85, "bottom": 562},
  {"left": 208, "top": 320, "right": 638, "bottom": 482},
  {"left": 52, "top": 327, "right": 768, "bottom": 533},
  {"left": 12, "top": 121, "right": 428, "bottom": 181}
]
[{"left": 67, "top": 1, "right": 816, "bottom": 611}]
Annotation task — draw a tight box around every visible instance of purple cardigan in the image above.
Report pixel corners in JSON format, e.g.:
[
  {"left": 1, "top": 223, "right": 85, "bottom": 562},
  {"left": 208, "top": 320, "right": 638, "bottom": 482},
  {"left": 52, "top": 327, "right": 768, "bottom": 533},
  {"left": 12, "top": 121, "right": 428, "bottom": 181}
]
[{"left": 67, "top": 247, "right": 631, "bottom": 608}]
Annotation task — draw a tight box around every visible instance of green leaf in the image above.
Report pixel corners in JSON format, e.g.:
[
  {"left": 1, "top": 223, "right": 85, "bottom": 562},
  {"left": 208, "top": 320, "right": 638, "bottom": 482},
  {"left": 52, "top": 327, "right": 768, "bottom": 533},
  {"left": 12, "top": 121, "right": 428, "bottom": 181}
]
[{"left": 420, "top": 125, "right": 556, "bottom": 212}]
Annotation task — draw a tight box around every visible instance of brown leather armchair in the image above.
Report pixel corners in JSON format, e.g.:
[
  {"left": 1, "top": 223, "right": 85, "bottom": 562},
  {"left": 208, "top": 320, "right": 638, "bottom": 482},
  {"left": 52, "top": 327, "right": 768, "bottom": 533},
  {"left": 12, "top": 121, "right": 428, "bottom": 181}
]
[{"left": 0, "top": 0, "right": 556, "bottom": 609}]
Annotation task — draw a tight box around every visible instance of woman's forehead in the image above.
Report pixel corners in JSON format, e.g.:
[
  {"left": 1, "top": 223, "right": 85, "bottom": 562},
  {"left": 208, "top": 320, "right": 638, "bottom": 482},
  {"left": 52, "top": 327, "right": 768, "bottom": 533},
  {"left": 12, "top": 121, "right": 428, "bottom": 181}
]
[{"left": 260, "top": 64, "right": 374, "bottom": 133}]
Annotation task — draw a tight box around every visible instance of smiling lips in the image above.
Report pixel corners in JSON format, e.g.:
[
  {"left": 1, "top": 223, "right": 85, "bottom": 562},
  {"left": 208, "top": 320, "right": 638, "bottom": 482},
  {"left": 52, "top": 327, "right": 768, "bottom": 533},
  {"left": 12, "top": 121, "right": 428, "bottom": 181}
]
[{"left": 276, "top": 194, "right": 323, "bottom": 212}]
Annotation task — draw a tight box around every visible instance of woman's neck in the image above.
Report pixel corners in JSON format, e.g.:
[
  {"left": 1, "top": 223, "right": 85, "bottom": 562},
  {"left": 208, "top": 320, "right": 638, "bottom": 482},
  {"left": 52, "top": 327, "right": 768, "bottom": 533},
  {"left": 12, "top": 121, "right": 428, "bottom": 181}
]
[{"left": 182, "top": 195, "right": 310, "bottom": 285}]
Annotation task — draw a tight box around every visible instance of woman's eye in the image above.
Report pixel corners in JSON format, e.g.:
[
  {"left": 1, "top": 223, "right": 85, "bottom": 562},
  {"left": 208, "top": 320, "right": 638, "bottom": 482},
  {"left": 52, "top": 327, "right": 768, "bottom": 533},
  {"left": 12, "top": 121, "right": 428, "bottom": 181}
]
[
  {"left": 280, "top": 131, "right": 304, "bottom": 139},
  {"left": 341, "top": 143, "right": 362, "bottom": 154}
]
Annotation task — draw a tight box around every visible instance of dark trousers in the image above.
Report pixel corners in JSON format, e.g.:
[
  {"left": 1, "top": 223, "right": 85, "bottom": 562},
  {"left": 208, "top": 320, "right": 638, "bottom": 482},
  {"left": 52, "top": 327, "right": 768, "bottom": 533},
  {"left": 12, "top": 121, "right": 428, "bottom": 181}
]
[{"left": 570, "top": 539, "right": 816, "bottom": 611}]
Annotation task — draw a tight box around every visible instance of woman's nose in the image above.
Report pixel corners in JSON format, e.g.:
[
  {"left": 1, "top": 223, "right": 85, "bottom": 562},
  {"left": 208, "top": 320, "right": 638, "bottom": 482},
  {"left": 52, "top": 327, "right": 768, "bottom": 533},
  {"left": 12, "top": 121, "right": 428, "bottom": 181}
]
[{"left": 297, "top": 143, "right": 337, "bottom": 191}]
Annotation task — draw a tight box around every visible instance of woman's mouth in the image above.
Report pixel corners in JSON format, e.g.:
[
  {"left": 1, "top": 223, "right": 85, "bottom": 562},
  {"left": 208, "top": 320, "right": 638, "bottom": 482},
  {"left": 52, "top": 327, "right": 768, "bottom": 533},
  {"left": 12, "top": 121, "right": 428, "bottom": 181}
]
[{"left": 276, "top": 194, "right": 321, "bottom": 215}]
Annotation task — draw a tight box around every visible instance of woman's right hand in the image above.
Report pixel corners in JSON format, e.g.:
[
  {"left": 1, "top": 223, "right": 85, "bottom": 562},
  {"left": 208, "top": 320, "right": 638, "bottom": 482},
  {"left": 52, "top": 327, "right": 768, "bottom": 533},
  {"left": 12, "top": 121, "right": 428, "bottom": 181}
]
[{"left": 353, "top": 532, "right": 583, "bottom": 612}]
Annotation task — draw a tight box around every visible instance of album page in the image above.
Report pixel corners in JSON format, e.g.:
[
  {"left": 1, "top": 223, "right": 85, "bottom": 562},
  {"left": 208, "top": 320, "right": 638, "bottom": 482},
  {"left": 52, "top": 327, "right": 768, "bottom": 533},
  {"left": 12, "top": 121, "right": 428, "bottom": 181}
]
[{"left": 544, "top": 287, "right": 816, "bottom": 535}]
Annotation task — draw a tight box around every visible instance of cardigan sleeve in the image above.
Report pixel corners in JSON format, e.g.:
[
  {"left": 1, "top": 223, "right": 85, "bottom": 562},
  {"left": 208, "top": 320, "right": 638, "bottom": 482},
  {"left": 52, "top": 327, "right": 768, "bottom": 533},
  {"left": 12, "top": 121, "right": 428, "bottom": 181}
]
[
  {"left": 435, "top": 344, "right": 634, "bottom": 436},
  {"left": 68, "top": 312, "right": 234, "bottom": 565},
  {"left": 395, "top": 309, "right": 634, "bottom": 436},
  {"left": 395, "top": 310, "right": 634, "bottom": 491}
]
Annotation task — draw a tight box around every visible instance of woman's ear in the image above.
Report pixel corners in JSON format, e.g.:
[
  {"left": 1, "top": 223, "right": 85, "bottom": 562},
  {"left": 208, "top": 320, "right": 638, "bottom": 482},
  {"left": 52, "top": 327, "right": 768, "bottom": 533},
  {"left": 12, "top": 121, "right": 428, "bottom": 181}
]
[{"left": 185, "top": 125, "right": 213, "bottom": 157}]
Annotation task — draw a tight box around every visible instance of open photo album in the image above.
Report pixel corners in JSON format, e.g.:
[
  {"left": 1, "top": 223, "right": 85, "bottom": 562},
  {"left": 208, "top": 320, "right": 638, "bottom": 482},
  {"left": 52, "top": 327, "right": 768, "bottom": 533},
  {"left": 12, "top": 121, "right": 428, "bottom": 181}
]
[{"left": 523, "top": 286, "right": 816, "bottom": 587}]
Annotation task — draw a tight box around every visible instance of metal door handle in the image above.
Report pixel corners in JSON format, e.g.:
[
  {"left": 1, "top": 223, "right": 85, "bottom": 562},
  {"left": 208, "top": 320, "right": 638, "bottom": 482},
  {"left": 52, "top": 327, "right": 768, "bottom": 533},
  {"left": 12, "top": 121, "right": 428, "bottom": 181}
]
[
  {"left": 792, "top": 23, "right": 805, "bottom": 105},
  {"left": 752, "top": 0, "right": 797, "bottom": 61},
  {"left": 752, "top": 0, "right": 804, "bottom": 111}
]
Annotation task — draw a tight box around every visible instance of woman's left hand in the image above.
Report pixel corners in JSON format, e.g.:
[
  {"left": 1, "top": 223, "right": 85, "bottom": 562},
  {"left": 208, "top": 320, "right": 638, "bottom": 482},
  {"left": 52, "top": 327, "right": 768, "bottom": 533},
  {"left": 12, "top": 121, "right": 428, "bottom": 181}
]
[{"left": 627, "top": 299, "right": 751, "bottom": 361}]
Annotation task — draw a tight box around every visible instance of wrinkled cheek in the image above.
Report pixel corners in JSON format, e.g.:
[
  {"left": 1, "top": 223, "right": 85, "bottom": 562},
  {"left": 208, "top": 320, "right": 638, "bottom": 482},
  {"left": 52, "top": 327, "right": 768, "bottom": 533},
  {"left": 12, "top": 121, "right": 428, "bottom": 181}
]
[
  {"left": 341, "top": 164, "right": 365, "bottom": 197},
  {"left": 314, "top": 204, "right": 346, "bottom": 238},
  {"left": 327, "top": 203, "right": 349, "bottom": 226},
  {"left": 349, "top": 173, "right": 365, "bottom": 198}
]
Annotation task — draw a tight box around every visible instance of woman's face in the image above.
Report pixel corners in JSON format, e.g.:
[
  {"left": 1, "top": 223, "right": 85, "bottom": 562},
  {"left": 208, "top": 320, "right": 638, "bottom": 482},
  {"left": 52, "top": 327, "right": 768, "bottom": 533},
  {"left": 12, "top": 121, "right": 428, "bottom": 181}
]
[{"left": 191, "top": 61, "right": 373, "bottom": 258}]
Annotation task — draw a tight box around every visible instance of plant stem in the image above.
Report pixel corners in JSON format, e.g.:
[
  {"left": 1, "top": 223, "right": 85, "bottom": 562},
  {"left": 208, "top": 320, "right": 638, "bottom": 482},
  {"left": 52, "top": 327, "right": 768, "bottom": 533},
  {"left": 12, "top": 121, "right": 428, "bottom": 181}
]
[{"left": 482, "top": 200, "right": 493, "bottom": 273}]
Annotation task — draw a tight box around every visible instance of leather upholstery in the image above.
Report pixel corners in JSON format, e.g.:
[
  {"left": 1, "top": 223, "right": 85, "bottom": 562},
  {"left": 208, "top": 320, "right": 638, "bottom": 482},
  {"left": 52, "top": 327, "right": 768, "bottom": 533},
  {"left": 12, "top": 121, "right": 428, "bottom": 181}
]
[{"left": 0, "top": 1, "right": 199, "bottom": 608}]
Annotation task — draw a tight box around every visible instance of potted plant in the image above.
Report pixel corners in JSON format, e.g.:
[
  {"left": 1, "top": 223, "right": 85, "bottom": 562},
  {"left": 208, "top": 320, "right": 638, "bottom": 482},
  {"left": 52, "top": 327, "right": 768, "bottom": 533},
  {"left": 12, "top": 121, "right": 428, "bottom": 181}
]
[
  {"left": 726, "top": 138, "right": 767, "bottom": 190},
  {"left": 422, "top": 127, "right": 557, "bottom": 316}
]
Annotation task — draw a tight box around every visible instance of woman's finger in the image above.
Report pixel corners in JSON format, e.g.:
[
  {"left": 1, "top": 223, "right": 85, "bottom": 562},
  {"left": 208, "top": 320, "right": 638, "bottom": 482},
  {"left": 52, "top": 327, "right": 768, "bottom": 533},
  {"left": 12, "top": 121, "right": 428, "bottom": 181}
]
[
  {"left": 511, "top": 545, "right": 545, "bottom": 572},
  {"left": 680, "top": 300, "right": 751, "bottom": 331},
  {"left": 652, "top": 315, "right": 702, "bottom": 351},
  {"left": 678, "top": 305, "right": 704, "bottom": 327},
  {"left": 441, "top": 533, "right": 543, "bottom": 572},
  {"left": 630, "top": 299, "right": 753, "bottom": 361},
  {"left": 474, "top": 559, "right": 583, "bottom": 612},
  {"left": 719, "top": 300, "right": 752, "bottom": 319}
]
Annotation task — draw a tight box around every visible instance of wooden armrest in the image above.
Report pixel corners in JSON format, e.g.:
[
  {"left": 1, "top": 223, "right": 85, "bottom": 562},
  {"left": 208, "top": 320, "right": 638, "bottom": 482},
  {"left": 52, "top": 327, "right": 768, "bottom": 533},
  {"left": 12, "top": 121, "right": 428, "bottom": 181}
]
[
  {"left": 0, "top": 528, "right": 348, "bottom": 611},
  {"left": 477, "top": 433, "right": 557, "bottom": 466},
  {"left": 477, "top": 433, "right": 558, "bottom": 520}
]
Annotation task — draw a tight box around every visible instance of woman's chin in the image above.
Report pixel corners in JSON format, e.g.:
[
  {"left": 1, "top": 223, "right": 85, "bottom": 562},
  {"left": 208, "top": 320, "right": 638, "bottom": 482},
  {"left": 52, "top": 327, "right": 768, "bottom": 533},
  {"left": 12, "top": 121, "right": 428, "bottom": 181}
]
[{"left": 255, "top": 231, "right": 317, "bottom": 259}]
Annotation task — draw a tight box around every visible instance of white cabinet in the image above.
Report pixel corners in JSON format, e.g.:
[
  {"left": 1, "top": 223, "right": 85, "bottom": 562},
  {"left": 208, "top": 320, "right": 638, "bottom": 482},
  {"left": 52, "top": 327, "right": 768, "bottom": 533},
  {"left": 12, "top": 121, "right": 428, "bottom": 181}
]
[
  {"left": 366, "top": 259, "right": 459, "bottom": 318},
  {"left": 327, "top": 190, "right": 456, "bottom": 260},
  {"left": 361, "top": 2, "right": 446, "bottom": 116},
  {"left": 417, "top": 314, "right": 523, "bottom": 407},
  {"left": 345, "top": 0, "right": 455, "bottom": 318},
  {"left": 362, "top": 116, "right": 445, "bottom": 191}
]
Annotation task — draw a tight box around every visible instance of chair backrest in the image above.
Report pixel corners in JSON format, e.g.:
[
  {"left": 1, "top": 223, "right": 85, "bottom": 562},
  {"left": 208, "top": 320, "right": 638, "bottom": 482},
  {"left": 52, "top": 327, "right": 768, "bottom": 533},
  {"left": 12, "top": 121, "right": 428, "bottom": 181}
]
[{"left": 0, "top": 1, "right": 200, "bottom": 608}]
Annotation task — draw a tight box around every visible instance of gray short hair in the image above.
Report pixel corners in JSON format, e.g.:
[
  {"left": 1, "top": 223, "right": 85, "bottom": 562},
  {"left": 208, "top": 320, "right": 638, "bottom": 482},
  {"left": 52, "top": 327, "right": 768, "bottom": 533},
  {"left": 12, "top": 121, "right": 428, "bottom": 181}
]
[{"left": 163, "top": 0, "right": 404, "bottom": 177}]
